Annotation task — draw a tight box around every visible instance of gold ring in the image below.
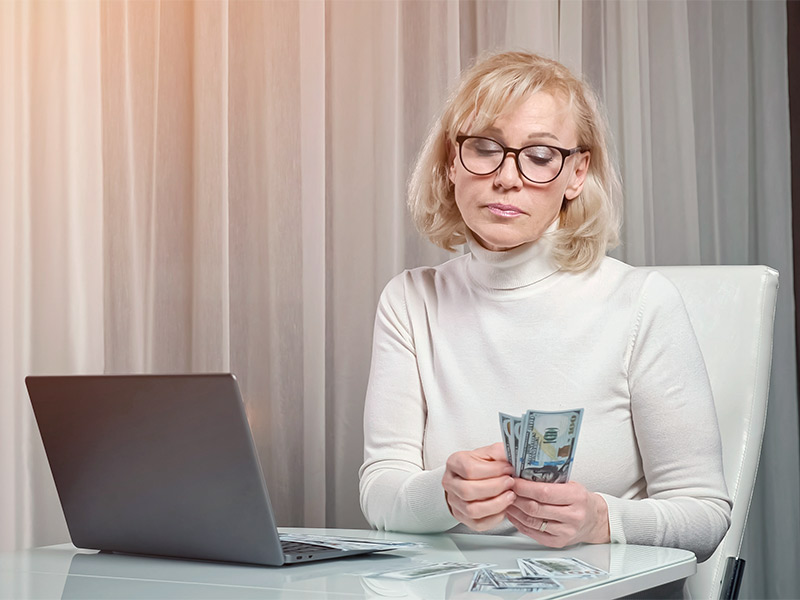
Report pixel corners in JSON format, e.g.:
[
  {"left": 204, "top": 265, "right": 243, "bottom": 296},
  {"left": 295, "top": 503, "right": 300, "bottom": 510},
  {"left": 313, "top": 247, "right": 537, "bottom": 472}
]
[{"left": 540, "top": 520, "right": 548, "bottom": 533}]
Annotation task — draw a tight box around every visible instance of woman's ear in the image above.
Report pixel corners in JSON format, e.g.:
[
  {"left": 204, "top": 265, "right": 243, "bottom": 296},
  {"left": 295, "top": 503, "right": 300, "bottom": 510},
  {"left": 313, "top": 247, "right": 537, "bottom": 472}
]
[
  {"left": 564, "top": 151, "right": 590, "bottom": 200},
  {"left": 447, "top": 143, "right": 458, "bottom": 185}
]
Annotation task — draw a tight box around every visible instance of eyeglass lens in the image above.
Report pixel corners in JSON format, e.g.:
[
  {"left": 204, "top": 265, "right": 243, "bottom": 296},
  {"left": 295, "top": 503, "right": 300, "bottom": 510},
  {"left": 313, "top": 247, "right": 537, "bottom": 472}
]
[{"left": 460, "top": 137, "right": 563, "bottom": 183}]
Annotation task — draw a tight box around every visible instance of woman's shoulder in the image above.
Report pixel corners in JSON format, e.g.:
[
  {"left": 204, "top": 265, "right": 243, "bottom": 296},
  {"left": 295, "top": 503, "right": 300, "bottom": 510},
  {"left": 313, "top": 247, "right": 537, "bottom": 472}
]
[
  {"left": 592, "top": 256, "right": 688, "bottom": 309},
  {"left": 575, "top": 255, "right": 645, "bottom": 291},
  {"left": 380, "top": 253, "right": 470, "bottom": 302}
]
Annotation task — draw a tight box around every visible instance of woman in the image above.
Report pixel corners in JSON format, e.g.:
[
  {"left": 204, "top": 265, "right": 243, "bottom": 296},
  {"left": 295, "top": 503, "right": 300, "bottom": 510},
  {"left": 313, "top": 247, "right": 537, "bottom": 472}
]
[{"left": 358, "top": 51, "right": 731, "bottom": 563}]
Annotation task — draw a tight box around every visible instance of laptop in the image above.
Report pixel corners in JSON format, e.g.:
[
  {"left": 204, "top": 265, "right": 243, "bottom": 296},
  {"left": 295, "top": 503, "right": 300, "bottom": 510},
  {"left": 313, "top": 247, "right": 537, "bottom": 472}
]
[{"left": 26, "top": 373, "right": 398, "bottom": 566}]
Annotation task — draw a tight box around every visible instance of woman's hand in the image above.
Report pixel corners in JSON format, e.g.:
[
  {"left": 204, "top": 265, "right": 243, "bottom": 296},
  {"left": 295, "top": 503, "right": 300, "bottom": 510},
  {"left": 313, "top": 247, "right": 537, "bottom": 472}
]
[
  {"left": 441, "top": 442, "right": 516, "bottom": 531},
  {"left": 505, "top": 479, "right": 610, "bottom": 547}
]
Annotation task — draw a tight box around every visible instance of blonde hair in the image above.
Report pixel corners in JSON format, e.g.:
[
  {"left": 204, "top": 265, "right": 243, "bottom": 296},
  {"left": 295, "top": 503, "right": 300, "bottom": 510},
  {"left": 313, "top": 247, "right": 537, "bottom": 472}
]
[{"left": 408, "top": 51, "right": 621, "bottom": 272}]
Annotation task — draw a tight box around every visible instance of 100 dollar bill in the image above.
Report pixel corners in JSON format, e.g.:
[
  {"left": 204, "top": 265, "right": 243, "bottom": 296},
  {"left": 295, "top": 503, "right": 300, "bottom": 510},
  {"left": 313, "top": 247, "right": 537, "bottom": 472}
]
[
  {"left": 498, "top": 412, "right": 522, "bottom": 467},
  {"left": 499, "top": 408, "right": 583, "bottom": 482}
]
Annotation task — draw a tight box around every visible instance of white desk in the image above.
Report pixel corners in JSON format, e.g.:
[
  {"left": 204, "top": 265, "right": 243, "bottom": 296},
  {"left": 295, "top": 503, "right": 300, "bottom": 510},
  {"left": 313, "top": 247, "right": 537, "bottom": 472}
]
[{"left": 0, "top": 527, "right": 695, "bottom": 599}]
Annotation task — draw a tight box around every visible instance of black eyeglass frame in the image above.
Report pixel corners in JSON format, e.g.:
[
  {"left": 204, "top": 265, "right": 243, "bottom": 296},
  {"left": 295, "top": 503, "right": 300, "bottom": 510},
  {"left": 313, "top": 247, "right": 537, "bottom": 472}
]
[{"left": 455, "top": 135, "right": 590, "bottom": 184}]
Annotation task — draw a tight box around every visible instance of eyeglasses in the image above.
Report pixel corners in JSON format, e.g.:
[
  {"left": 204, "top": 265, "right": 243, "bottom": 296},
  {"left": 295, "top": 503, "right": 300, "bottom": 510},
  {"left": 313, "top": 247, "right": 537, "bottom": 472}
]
[{"left": 456, "top": 135, "right": 589, "bottom": 184}]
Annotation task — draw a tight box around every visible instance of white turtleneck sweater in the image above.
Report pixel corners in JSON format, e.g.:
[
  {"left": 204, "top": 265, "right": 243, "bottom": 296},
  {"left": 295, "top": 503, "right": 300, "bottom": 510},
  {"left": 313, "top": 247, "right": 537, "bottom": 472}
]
[{"left": 358, "top": 229, "right": 732, "bottom": 562}]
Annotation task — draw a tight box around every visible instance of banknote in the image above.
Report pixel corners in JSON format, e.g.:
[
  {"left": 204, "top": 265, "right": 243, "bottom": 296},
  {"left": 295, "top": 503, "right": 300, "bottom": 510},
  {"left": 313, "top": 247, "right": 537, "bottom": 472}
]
[
  {"left": 365, "top": 561, "right": 492, "bottom": 580},
  {"left": 279, "top": 533, "right": 425, "bottom": 552},
  {"left": 468, "top": 568, "right": 563, "bottom": 592},
  {"left": 518, "top": 557, "right": 607, "bottom": 578},
  {"left": 499, "top": 408, "right": 583, "bottom": 482},
  {"left": 498, "top": 412, "right": 522, "bottom": 469}
]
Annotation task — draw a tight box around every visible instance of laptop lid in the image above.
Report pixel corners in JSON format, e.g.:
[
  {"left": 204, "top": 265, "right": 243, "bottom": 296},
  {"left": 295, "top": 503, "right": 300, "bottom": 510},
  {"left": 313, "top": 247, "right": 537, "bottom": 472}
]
[{"left": 26, "top": 374, "right": 289, "bottom": 566}]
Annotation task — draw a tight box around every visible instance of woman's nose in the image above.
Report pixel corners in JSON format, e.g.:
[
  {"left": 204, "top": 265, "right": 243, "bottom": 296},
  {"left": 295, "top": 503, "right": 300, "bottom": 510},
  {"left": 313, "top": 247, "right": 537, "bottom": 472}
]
[{"left": 494, "top": 154, "right": 523, "bottom": 189}]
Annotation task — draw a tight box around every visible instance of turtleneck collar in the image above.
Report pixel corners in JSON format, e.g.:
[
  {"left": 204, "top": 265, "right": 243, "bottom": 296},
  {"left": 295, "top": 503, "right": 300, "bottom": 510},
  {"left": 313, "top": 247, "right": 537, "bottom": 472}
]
[{"left": 465, "top": 218, "right": 561, "bottom": 291}]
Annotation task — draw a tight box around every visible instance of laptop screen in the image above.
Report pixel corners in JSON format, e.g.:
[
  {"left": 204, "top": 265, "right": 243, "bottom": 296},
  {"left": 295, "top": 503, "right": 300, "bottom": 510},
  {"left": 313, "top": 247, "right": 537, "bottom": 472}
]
[{"left": 26, "top": 374, "right": 286, "bottom": 565}]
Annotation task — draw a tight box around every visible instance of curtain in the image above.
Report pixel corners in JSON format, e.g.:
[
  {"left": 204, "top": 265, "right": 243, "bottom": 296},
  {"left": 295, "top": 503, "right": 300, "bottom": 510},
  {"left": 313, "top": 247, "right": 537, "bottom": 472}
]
[
  {"left": 581, "top": 2, "right": 799, "bottom": 597},
  {"left": 2, "top": 1, "right": 796, "bottom": 597},
  {"left": 99, "top": 0, "right": 312, "bottom": 527},
  {"left": 1, "top": 0, "right": 103, "bottom": 549}
]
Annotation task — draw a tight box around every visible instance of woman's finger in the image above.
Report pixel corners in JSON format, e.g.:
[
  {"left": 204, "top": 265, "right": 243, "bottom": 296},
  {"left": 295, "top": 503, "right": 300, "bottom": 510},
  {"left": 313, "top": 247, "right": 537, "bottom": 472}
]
[
  {"left": 510, "top": 496, "right": 584, "bottom": 524},
  {"left": 506, "top": 510, "right": 564, "bottom": 546},
  {"left": 506, "top": 505, "right": 560, "bottom": 532},
  {"left": 446, "top": 474, "right": 514, "bottom": 502},
  {"left": 447, "top": 449, "right": 513, "bottom": 480},
  {"left": 512, "top": 480, "right": 583, "bottom": 504},
  {"left": 451, "top": 504, "right": 508, "bottom": 532},
  {"left": 447, "top": 488, "right": 516, "bottom": 522},
  {"left": 506, "top": 507, "right": 555, "bottom": 535},
  {"left": 478, "top": 442, "right": 512, "bottom": 462}
]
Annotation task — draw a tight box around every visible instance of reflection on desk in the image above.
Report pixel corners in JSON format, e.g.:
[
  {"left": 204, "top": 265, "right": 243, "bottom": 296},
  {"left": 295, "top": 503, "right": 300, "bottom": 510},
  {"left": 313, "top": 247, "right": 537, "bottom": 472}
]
[{"left": 0, "top": 527, "right": 696, "bottom": 599}]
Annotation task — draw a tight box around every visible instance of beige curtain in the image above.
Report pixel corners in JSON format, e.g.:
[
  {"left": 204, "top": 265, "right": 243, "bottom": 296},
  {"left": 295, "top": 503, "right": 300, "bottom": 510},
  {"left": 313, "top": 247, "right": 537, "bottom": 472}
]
[
  {"left": 2, "top": 2, "right": 797, "bottom": 597},
  {"left": 1, "top": 0, "right": 315, "bottom": 546},
  {"left": 1, "top": 0, "right": 103, "bottom": 549}
]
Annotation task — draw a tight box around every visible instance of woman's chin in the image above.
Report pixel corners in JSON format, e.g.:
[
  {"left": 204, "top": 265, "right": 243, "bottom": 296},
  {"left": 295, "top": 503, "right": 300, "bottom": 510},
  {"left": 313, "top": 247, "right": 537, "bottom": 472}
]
[
  {"left": 471, "top": 228, "right": 538, "bottom": 252},
  {"left": 474, "top": 235, "right": 528, "bottom": 252}
]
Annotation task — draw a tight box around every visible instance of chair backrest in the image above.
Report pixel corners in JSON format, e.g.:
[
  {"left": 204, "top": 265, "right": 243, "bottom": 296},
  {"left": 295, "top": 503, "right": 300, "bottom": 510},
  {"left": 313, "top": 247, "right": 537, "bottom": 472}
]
[{"left": 650, "top": 266, "right": 778, "bottom": 599}]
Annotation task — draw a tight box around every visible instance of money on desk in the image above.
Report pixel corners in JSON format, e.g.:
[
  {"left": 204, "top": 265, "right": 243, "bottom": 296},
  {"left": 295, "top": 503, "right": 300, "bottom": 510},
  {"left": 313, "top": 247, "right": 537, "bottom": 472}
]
[
  {"left": 499, "top": 408, "right": 583, "bottom": 482},
  {"left": 469, "top": 568, "right": 563, "bottom": 592},
  {"left": 279, "top": 533, "right": 425, "bottom": 552},
  {"left": 364, "top": 561, "right": 494, "bottom": 580},
  {"left": 518, "top": 557, "right": 607, "bottom": 578}
]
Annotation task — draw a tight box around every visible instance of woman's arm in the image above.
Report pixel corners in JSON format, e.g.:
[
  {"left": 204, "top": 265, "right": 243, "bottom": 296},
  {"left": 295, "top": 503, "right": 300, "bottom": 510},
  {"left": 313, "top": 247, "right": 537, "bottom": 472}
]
[
  {"left": 605, "top": 271, "right": 732, "bottom": 561},
  {"left": 358, "top": 274, "right": 458, "bottom": 532}
]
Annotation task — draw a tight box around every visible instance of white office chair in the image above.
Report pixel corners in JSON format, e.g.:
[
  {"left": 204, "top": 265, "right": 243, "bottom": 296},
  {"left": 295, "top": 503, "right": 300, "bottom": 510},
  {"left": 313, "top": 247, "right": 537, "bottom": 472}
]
[{"left": 651, "top": 266, "right": 778, "bottom": 599}]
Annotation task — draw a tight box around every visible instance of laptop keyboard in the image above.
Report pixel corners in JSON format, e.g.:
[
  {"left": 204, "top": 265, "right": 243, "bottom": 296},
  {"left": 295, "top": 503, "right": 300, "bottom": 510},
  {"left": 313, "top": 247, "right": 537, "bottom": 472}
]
[{"left": 281, "top": 540, "right": 333, "bottom": 555}]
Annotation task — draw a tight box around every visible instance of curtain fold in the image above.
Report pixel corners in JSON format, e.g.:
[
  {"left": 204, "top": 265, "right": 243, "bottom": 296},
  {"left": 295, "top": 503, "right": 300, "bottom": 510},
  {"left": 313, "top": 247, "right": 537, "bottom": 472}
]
[
  {"left": 299, "top": 0, "right": 327, "bottom": 529},
  {"left": 227, "top": 0, "right": 307, "bottom": 527},
  {"left": 0, "top": 0, "right": 31, "bottom": 553},
  {"left": 102, "top": 0, "right": 198, "bottom": 374},
  {"left": 2, "top": 3, "right": 797, "bottom": 598},
  {"left": 191, "top": 0, "right": 230, "bottom": 374},
  {"left": 1, "top": 0, "right": 103, "bottom": 551},
  {"left": 326, "top": 0, "right": 405, "bottom": 528}
]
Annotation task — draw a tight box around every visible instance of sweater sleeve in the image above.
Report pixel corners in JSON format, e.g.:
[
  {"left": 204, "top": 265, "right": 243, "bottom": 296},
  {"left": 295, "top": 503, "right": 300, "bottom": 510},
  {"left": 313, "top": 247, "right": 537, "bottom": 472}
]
[
  {"left": 598, "top": 271, "right": 732, "bottom": 562},
  {"left": 358, "top": 273, "right": 459, "bottom": 532}
]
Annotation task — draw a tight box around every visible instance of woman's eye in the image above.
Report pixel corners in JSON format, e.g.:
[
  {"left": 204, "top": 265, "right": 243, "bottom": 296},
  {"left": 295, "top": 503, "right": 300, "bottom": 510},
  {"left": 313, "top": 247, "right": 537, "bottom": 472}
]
[
  {"left": 522, "top": 147, "right": 556, "bottom": 165},
  {"left": 473, "top": 142, "right": 502, "bottom": 155}
]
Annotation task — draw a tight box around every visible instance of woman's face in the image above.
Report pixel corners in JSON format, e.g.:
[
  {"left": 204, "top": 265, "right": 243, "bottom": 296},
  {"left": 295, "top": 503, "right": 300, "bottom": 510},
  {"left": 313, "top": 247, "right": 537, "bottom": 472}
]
[{"left": 448, "top": 91, "right": 590, "bottom": 252}]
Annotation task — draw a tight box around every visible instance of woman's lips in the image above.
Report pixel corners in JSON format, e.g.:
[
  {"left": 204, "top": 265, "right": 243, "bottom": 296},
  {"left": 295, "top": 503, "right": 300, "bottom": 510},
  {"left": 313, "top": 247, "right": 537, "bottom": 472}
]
[{"left": 486, "top": 203, "right": 525, "bottom": 218}]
